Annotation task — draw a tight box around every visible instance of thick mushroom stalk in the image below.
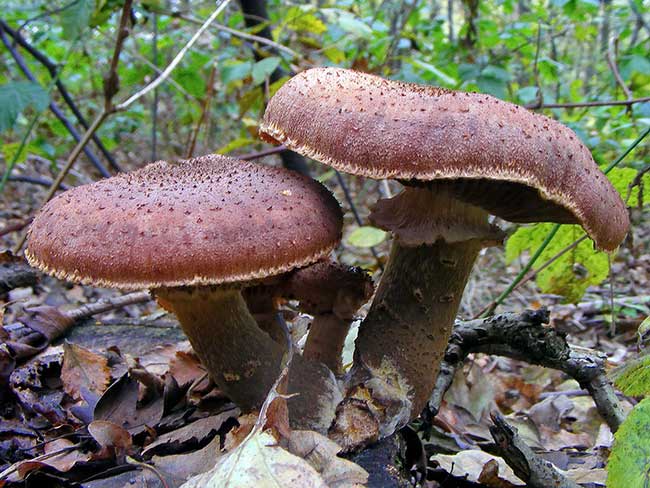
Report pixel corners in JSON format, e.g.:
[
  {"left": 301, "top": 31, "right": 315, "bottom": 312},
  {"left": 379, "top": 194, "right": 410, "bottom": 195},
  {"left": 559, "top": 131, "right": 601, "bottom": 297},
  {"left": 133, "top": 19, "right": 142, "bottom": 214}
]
[
  {"left": 157, "top": 285, "right": 343, "bottom": 432},
  {"left": 156, "top": 287, "right": 284, "bottom": 410},
  {"left": 330, "top": 186, "right": 504, "bottom": 448}
]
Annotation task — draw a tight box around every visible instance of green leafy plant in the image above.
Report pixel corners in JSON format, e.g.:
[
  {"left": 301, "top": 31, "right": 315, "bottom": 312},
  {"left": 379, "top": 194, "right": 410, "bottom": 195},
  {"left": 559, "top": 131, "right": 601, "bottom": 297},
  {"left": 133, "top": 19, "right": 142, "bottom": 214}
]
[
  {"left": 505, "top": 167, "right": 649, "bottom": 303},
  {"left": 0, "top": 81, "right": 49, "bottom": 133}
]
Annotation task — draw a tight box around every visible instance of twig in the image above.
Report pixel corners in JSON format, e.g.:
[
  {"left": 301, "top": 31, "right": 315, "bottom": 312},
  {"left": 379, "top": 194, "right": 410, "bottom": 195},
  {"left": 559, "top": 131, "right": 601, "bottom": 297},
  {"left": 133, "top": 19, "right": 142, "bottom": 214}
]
[
  {"left": 606, "top": 36, "right": 633, "bottom": 103},
  {"left": 165, "top": 10, "right": 299, "bottom": 59},
  {"left": 116, "top": 0, "right": 232, "bottom": 111},
  {"left": 490, "top": 413, "right": 580, "bottom": 488},
  {"left": 0, "top": 24, "right": 111, "bottom": 177},
  {"left": 12, "top": 0, "right": 134, "bottom": 253},
  {"left": 65, "top": 291, "right": 151, "bottom": 322},
  {"left": 237, "top": 144, "right": 287, "bottom": 160},
  {"left": 3, "top": 175, "right": 69, "bottom": 190},
  {"left": 151, "top": 11, "right": 159, "bottom": 161},
  {"left": 12, "top": 110, "right": 109, "bottom": 253},
  {"left": 526, "top": 95, "right": 650, "bottom": 109},
  {"left": 238, "top": 0, "right": 311, "bottom": 177},
  {"left": 0, "top": 218, "right": 33, "bottom": 237},
  {"left": 185, "top": 64, "right": 218, "bottom": 158},
  {"left": 335, "top": 171, "right": 384, "bottom": 271},
  {"left": 0, "top": 19, "right": 121, "bottom": 172},
  {"left": 0, "top": 260, "right": 38, "bottom": 295},
  {"left": 477, "top": 234, "right": 588, "bottom": 317},
  {"left": 478, "top": 225, "right": 559, "bottom": 317},
  {"left": 531, "top": 21, "right": 543, "bottom": 107},
  {"left": 0, "top": 35, "right": 79, "bottom": 193},
  {"left": 427, "top": 309, "right": 625, "bottom": 432}
]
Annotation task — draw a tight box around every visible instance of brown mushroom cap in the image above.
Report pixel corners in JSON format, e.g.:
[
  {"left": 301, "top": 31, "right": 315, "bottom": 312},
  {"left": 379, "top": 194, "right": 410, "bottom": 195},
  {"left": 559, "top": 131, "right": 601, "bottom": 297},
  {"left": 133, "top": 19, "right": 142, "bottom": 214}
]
[
  {"left": 260, "top": 67, "right": 629, "bottom": 252},
  {"left": 26, "top": 154, "right": 342, "bottom": 288}
]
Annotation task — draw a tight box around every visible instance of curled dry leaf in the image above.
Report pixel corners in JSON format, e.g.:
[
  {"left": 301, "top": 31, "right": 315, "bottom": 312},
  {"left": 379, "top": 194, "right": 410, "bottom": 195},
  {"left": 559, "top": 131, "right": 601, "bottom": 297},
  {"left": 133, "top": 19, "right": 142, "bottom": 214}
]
[
  {"left": 88, "top": 420, "right": 132, "bottom": 460},
  {"left": 143, "top": 408, "right": 239, "bottom": 457},
  {"left": 152, "top": 436, "right": 223, "bottom": 485},
  {"left": 61, "top": 342, "right": 110, "bottom": 401},
  {"left": 169, "top": 349, "right": 208, "bottom": 389}
]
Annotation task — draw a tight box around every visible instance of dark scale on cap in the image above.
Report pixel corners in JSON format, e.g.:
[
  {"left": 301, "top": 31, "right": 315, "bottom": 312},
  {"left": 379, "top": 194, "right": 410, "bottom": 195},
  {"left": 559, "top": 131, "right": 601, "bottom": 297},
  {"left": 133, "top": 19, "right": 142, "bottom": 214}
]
[
  {"left": 26, "top": 154, "right": 343, "bottom": 288},
  {"left": 260, "top": 67, "right": 629, "bottom": 252}
]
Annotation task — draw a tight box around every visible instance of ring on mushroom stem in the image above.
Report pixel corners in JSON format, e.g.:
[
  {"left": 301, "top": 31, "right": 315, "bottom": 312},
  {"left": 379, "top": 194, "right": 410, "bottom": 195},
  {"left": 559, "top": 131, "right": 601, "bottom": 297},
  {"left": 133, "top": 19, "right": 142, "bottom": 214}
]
[
  {"left": 25, "top": 154, "right": 346, "bottom": 431},
  {"left": 259, "top": 67, "right": 630, "bottom": 450}
]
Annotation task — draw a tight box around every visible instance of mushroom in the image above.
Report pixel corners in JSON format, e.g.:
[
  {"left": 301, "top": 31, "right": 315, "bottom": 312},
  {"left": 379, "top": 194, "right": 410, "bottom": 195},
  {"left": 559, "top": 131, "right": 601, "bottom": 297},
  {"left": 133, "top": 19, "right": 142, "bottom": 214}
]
[
  {"left": 285, "top": 260, "right": 373, "bottom": 374},
  {"left": 259, "top": 67, "right": 629, "bottom": 447},
  {"left": 243, "top": 259, "right": 374, "bottom": 374},
  {"left": 25, "top": 154, "right": 344, "bottom": 423}
]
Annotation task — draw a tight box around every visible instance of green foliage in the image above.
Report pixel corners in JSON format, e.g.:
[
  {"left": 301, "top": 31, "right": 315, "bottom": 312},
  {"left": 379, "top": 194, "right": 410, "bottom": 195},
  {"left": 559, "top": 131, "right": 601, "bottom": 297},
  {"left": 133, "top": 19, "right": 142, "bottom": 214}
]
[
  {"left": 251, "top": 57, "right": 281, "bottom": 85},
  {"left": 60, "top": 0, "right": 95, "bottom": 39},
  {"left": 607, "top": 397, "right": 650, "bottom": 487},
  {"left": 347, "top": 227, "right": 387, "bottom": 248},
  {"left": 505, "top": 167, "right": 649, "bottom": 303},
  {"left": 505, "top": 223, "right": 608, "bottom": 303},
  {"left": 610, "top": 352, "right": 650, "bottom": 397},
  {"left": 0, "top": 81, "right": 49, "bottom": 133}
]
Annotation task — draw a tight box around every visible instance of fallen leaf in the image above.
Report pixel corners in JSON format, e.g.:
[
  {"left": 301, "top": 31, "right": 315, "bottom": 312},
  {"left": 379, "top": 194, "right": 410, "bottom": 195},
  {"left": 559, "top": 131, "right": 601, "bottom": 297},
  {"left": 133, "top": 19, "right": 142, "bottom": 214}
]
[
  {"left": 182, "top": 430, "right": 328, "bottom": 488},
  {"left": 5, "top": 439, "right": 91, "bottom": 481},
  {"left": 223, "top": 413, "right": 257, "bottom": 452},
  {"left": 153, "top": 436, "right": 222, "bottom": 485},
  {"left": 88, "top": 420, "right": 132, "bottom": 460},
  {"left": 170, "top": 350, "right": 207, "bottom": 389},
  {"left": 288, "top": 430, "right": 368, "bottom": 487},
  {"left": 143, "top": 408, "right": 239, "bottom": 457},
  {"left": 430, "top": 450, "right": 524, "bottom": 486},
  {"left": 61, "top": 342, "right": 110, "bottom": 401}
]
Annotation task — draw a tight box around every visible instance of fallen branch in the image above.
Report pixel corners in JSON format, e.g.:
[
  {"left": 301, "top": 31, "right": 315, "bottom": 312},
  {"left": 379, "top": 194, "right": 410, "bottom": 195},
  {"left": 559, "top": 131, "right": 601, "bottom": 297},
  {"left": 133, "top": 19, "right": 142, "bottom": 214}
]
[
  {"left": 0, "top": 255, "right": 38, "bottom": 295},
  {"left": 0, "top": 290, "right": 151, "bottom": 385},
  {"left": 489, "top": 412, "right": 580, "bottom": 488},
  {"left": 427, "top": 309, "right": 625, "bottom": 432}
]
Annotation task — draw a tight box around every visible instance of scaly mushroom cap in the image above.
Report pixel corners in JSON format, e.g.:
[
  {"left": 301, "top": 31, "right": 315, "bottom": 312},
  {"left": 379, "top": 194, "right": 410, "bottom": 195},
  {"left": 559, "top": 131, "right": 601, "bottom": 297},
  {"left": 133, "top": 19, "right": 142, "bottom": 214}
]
[
  {"left": 26, "top": 154, "right": 343, "bottom": 288},
  {"left": 260, "top": 67, "right": 629, "bottom": 252}
]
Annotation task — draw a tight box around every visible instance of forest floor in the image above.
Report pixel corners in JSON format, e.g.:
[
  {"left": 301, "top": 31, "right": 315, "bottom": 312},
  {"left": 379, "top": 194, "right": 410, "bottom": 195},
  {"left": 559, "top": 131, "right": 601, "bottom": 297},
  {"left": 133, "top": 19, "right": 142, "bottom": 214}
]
[{"left": 1, "top": 154, "right": 648, "bottom": 487}]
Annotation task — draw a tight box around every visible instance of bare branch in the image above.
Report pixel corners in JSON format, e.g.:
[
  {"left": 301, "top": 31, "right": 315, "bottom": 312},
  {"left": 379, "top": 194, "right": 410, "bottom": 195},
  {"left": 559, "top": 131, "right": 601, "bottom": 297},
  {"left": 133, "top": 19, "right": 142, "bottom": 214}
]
[
  {"left": 427, "top": 309, "right": 625, "bottom": 432},
  {"left": 116, "top": 0, "right": 232, "bottom": 111}
]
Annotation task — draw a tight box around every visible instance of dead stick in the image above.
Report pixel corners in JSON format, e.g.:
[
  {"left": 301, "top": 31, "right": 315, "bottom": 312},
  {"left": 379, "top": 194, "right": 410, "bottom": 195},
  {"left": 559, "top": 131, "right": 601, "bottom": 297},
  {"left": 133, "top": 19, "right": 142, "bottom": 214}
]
[
  {"left": 490, "top": 412, "right": 580, "bottom": 488},
  {"left": 427, "top": 309, "right": 624, "bottom": 432}
]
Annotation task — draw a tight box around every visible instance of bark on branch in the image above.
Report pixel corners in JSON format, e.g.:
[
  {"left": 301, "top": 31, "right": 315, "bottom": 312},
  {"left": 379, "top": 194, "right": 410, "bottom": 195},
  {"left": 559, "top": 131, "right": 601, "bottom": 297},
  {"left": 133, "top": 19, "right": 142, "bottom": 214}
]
[
  {"left": 427, "top": 309, "right": 625, "bottom": 432},
  {"left": 489, "top": 412, "right": 580, "bottom": 488}
]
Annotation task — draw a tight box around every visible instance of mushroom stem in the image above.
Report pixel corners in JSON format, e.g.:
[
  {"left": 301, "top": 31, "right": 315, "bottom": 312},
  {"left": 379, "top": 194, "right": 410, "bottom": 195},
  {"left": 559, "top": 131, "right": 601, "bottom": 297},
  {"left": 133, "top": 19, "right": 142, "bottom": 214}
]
[
  {"left": 353, "top": 239, "right": 482, "bottom": 423},
  {"left": 330, "top": 186, "right": 503, "bottom": 447},
  {"left": 156, "top": 287, "right": 343, "bottom": 433},
  {"left": 303, "top": 314, "right": 350, "bottom": 374},
  {"left": 156, "top": 287, "right": 284, "bottom": 411}
]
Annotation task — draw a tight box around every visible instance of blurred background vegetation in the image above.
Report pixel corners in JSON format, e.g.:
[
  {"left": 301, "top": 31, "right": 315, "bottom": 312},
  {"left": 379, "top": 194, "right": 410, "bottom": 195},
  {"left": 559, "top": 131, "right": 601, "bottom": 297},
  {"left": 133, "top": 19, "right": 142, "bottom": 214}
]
[{"left": 1, "top": 0, "right": 649, "bottom": 309}]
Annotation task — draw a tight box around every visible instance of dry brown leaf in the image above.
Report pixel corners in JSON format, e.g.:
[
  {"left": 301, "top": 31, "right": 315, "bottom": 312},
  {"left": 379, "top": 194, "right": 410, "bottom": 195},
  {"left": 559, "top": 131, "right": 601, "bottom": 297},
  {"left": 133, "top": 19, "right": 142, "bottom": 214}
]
[
  {"left": 143, "top": 408, "right": 239, "bottom": 457},
  {"left": 61, "top": 342, "right": 110, "bottom": 401},
  {"left": 4, "top": 439, "right": 91, "bottom": 482},
  {"left": 153, "top": 436, "right": 222, "bottom": 485},
  {"left": 170, "top": 350, "right": 207, "bottom": 388},
  {"left": 223, "top": 413, "right": 257, "bottom": 452},
  {"left": 88, "top": 420, "right": 132, "bottom": 459}
]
